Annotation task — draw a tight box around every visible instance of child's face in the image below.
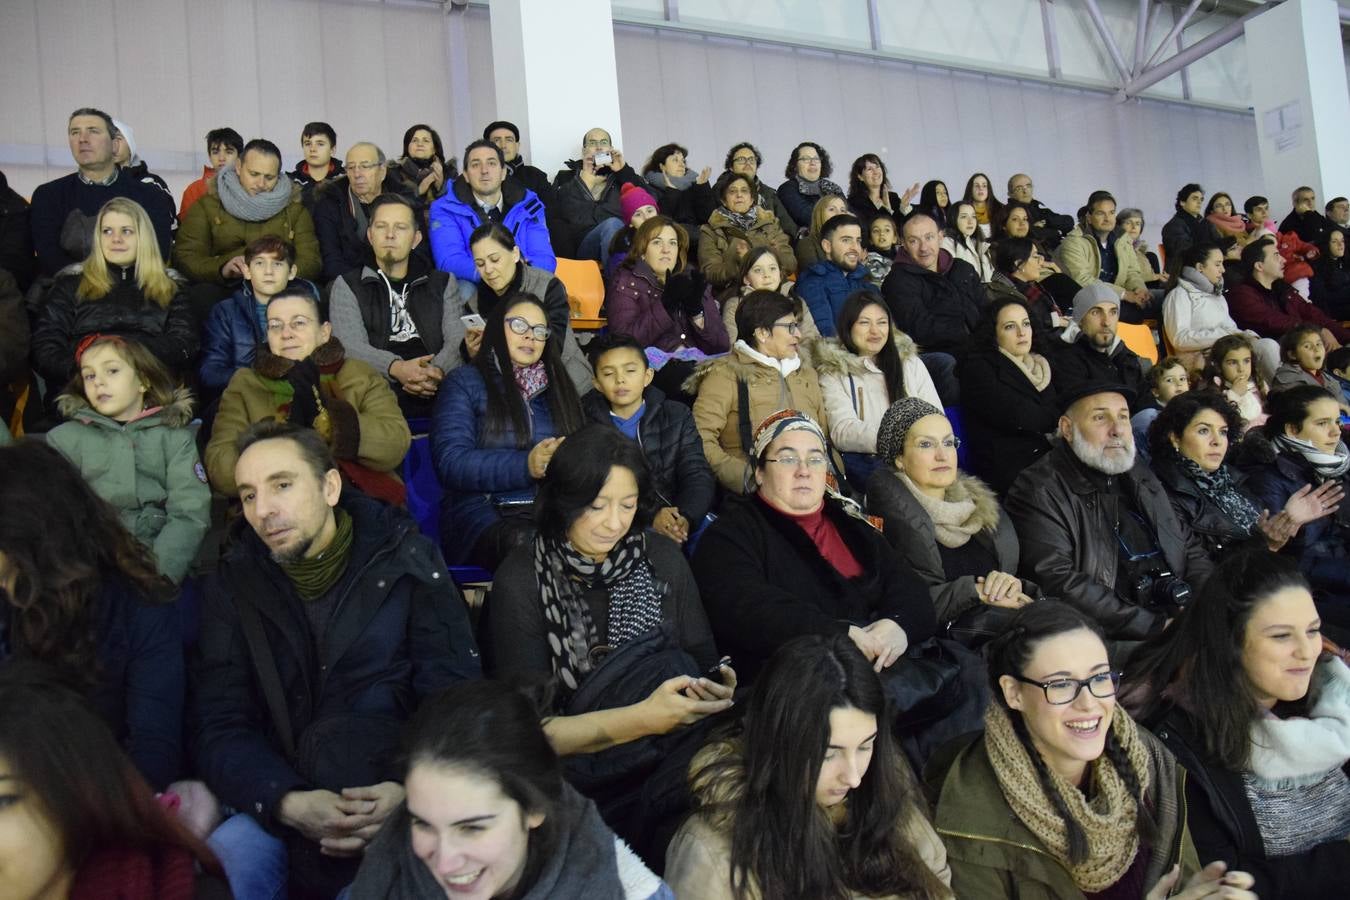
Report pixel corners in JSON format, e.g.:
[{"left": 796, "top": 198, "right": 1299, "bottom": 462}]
[
  {"left": 591, "top": 347, "right": 653, "bottom": 411},
  {"left": 870, "top": 220, "right": 897, "bottom": 252},
  {"left": 80, "top": 344, "right": 145, "bottom": 422},
  {"left": 1222, "top": 349, "right": 1252, "bottom": 387},
  {"left": 1153, "top": 365, "right": 1189, "bottom": 403},
  {"left": 247, "top": 253, "right": 297, "bottom": 301},
  {"left": 208, "top": 142, "right": 238, "bottom": 171},
  {"left": 1293, "top": 333, "right": 1326, "bottom": 371}
]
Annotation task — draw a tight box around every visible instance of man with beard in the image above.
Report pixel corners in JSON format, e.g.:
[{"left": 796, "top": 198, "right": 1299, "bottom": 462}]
[
  {"left": 193, "top": 420, "right": 479, "bottom": 898},
  {"left": 328, "top": 193, "right": 466, "bottom": 419},
  {"left": 1005, "top": 384, "right": 1212, "bottom": 642},
  {"left": 795, "top": 213, "right": 873, "bottom": 337},
  {"left": 1052, "top": 281, "right": 1150, "bottom": 412}
]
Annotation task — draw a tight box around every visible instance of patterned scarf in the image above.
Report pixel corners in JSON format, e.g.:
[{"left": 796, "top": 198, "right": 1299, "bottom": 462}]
[
  {"left": 715, "top": 205, "right": 761, "bottom": 232},
  {"left": 513, "top": 361, "right": 548, "bottom": 400},
  {"left": 984, "top": 703, "right": 1150, "bottom": 893},
  {"left": 1276, "top": 435, "right": 1350, "bottom": 482},
  {"left": 794, "top": 174, "right": 844, "bottom": 199},
  {"left": 534, "top": 532, "right": 665, "bottom": 694},
  {"left": 1177, "top": 457, "right": 1260, "bottom": 534}
]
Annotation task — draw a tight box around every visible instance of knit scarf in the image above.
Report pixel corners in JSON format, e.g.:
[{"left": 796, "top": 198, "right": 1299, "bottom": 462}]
[
  {"left": 514, "top": 360, "right": 548, "bottom": 400},
  {"left": 895, "top": 470, "right": 983, "bottom": 548},
  {"left": 998, "top": 348, "right": 1052, "bottom": 392},
  {"left": 984, "top": 703, "right": 1150, "bottom": 893},
  {"left": 1177, "top": 457, "right": 1260, "bottom": 534},
  {"left": 715, "top": 205, "right": 761, "bottom": 232},
  {"left": 257, "top": 344, "right": 347, "bottom": 428},
  {"left": 1179, "top": 266, "right": 1222, "bottom": 296},
  {"left": 647, "top": 170, "right": 697, "bottom": 191},
  {"left": 795, "top": 174, "right": 843, "bottom": 199},
  {"left": 279, "top": 508, "right": 354, "bottom": 600},
  {"left": 534, "top": 532, "right": 664, "bottom": 694},
  {"left": 1207, "top": 211, "right": 1248, "bottom": 239},
  {"left": 216, "top": 164, "right": 293, "bottom": 222},
  {"left": 1276, "top": 434, "right": 1350, "bottom": 481}
]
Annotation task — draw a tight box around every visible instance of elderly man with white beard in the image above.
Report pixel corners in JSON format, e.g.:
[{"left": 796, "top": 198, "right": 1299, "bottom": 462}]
[{"left": 1004, "top": 383, "right": 1212, "bottom": 642}]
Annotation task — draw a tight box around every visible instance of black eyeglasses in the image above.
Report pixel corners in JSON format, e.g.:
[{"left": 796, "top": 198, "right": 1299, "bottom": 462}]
[
  {"left": 1013, "top": 671, "right": 1121, "bottom": 705},
  {"left": 505, "top": 317, "right": 549, "bottom": 341}
]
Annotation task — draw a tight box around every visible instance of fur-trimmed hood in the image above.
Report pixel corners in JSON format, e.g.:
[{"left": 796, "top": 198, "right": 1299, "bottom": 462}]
[
  {"left": 56, "top": 384, "right": 195, "bottom": 429},
  {"left": 686, "top": 737, "right": 747, "bottom": 832},
  {"left": 800, "top": 332, "right": 920, "bottom": 377},
  {"left": 936, "top": 470, "right": 1003, "bottom": 533},
  {"left": 253, "top": 335, "right": 346, "bottom": 378}
]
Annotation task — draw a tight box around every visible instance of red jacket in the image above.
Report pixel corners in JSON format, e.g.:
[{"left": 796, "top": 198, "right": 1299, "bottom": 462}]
[
  {"left": 1225, "top": 277, "right": 1350, "bottom": 343},
  {"left": 177, "top": 166, "right": 214, "bottom": 220}
]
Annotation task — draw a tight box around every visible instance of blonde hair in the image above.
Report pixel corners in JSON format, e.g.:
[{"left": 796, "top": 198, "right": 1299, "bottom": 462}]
[
  {"left": 66, "top": 335, "right": 181, "bottom": 411},
  {"left": 77, "top": 198, "right": 178, "bottom": 307},
  {"left": 809, "top": 194, "right": 849, "bottom": 241}
]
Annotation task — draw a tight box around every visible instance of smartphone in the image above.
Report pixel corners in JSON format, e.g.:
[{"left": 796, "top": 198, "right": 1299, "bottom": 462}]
[
  {"left": 593, "top": 150, "right": 614, "bottom": 167},
  {"left": 460, "top": 313, "right": 486, "bottom": 329},
  {"left": 704, "top": 656, "right": 732, "bottom": 683}
]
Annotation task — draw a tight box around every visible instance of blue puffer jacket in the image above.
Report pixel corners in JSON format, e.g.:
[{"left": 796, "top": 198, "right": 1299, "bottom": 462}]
[
  {"left": 794, "top": 260, "right": 877, "bottom": 337},
  {"left": 198, "top": 279, "right": 319, "bottom": 394},
  {"left": 431, "top": 364, "right": 563, "bottom": 563},
  {"left": 429, "top": 177, "right": 555, "bottom": 284}
]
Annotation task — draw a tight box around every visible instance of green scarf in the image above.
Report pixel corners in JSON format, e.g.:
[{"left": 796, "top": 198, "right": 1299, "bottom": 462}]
[{"left": 280, "top": 508, "right": 354, "bottom": 600}]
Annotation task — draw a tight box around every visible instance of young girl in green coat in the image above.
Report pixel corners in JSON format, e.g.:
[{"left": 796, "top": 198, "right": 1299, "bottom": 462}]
[{"left": 48, "top": 334, "right": 210, "bottom": 583}]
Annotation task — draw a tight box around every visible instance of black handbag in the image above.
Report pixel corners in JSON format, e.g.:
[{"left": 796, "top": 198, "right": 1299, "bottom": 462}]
[
  {"left": 880, "top": 636, "right": 965, "bottom": 727},
  {"left": 945, "top": 603, "right": 1022, "bottom": 648}
]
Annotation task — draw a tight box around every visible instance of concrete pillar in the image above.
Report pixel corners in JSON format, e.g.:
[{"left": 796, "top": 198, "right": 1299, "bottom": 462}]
[
  {"left": 1243, "top": 0, "right": 1350, "bottom": 213},
  {"left": 488, "top": 0, "right": 624, "bottom": 176}
]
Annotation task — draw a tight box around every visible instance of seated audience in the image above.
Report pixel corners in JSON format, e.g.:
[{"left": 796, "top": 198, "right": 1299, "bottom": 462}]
[
  {"left": 961, "top": 172, "right": 1002, "bottom": 239},
  {"left": 932, "top": 601, "right": 1254, "bottom": 898},
  {"left": 808, "top": 291, "right": 941, "bottom": 488},
  {"left": 1005, "top": 385, "right": 1212, "bottom": 640},
  {"left": 604, "top": 182, "right": 660, "bottom": 276},
  {"left": 1133, "top": 550, "right": 1350, "bottom": 898},
  {"left": 205, "top": 288, "right": 410, "bottom": 496},
  {"left": 1007, "top": 173, "right": 1074, "bottom": 249},
  {"left": 1327, "top": 196, "right": 1350, "bottom": 232},
  {"left": 0, "top": 667, "right": 228, "bottom": 898},
  {"left": 723, "top": 141, "right": 796, "bottom": 237},
  {"left": 1056, "top": 190, "right": 1152, "bottom": 322},
  {"left": 388, "top": 123, "right": 451, "bottom": 206},
  {"left": 582, "top": 334, "right": 715, "bottom": 543},
  {"left": 957, "top": 294, "right": 1060, "bottom": 493},
  {"left": 193, "top": 421, "right": 479, "bottom": 897},
  {"left": 1271, "top": 325, "right": 1350, "bottom": 414},
  {"left": 179, "top": 126, "right": 242, "bottom": 220},
  {"left": 32, "top": 197, "right": 196, "bottom": 387},
  {"left": 794, "top": 193, "right": 850, "bottom": 272},
  {"left": 1227, "top": 237, "right": 1350, "bottom": 347},
  {"left": 552, "top": 127, "right": 644, "bottom": 262},
  {"left": 289, "top": 121, "right": 343, "bottom": 206},
  {"left": 1117, "top": 206, "right": 1168, "bottom": 287},
  {"left": 698, "top": 171, "right": 795, "bottom": 293},
  {"left": 1203, "top": 333, "right": 1269, "bottom": 430},
  {"left": 986, "top": 237, "right": 1071, "bottom": 334},
  {"left": 666, "top": 634, "right": 953, "bottom": 899},
  {"left": 484, "top": 119, "right": 557, "bottom": 212},
  {"left": 1244, "top": 194, "right": 1272, "bottom": 233},
  {"left": 917, "top": 179, "right": 950, "bottom": 231},
  {"left": 796, "top": 212, "right": 873, "bottom": 335},
  {"left": 48, "top": 336, "right": 209, "bottom": 583},
  {"left": 721, "top": 245, "right": 819, "bottom": 344},
  {"left": 846, "top": 152, "right": 917, "bottom": 225},
  {"left": 690, "top": 410, "right": 936, "bottom": 682},
  {"left": 868, "top": 399, "right": 1041, "bottom": 644},
  {"left": 430, "top": 138, "right": 554, "bottom": 286},
  {"left": 311, "top": 141, "right": 391, "bottom": 282},
  {"left": 882, "top": 212, "right": 983, "bottom": 357},
  {"left": 995, "top": 199, "right": 1032, "bottom": 242},
  {"left": 174, "top": 138, "right": 321, "bottom": 285},
  {"left": 641, "top": 142, "right": 715, "bottom": 242},
  {"left": 776, "top": 141, "right": 843, "bottom": 231},
  {"left": 1052, "top": 282, "right": 1149, "bottom": 411},
  {"left": 1162, "top": 183, "right": 1223, "bottom": 274},
  {"left": 1163, "top": 242, "right": 1279, "bottom": 378},
  {"left": 329, "top": 193, "right": 465, "bottom": 419},
  {"left": 1132, "top": 356, "right": 1190, "bottom": 456},
  {"left": 1280, "top": 185, "right": 1332, "bottom": 245},
  {"left": 1310, "top": 226, "right": 1350, "bottom": 319},
  {"left": 347, "top": 681, "right": 674, "bottom": 899},
  {"left": 688, "top": 291, "right": 833, "bottom": 494},
  {"left": 30, "top": 107, "right": 175, "bottom": 276},
  {"left": 431, "top": 292, "right": 584, "bottom": 567},
  {"left": 0, "top": 263, "right": 28, "bottom": 430},
  {"left": 862, "top": 210, "right": 899, "bottom": 286},
  {"left": 1204, "top": 191, "right": 1248, "bottom": 255},
  {"left": 940, "top": 201, "right": 993, "bottom": 282}
]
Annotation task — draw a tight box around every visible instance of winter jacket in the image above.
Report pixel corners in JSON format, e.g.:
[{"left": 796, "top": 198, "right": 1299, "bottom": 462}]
[
  {"left": 846, "top": 188, "right": 907, "bottom": 227},
  {"left": 31, "top": 267, "right": 197, "bottom": 385},
  {"left": 796, "top": 261, "right": 877, "bottom": 337},
  {"left": 1056, "top": 226, "right": 1147, "bottom": 294},
  {"left": 775, "top": 178, "right": 843, "bottom": 230},
  {"left": 470, "top": 263, "right": 594, "bottom": 394},
  {"left": 29, "top": 170, "right": 176, "bottom": 276},
  {"left": 178, "top": 165, "right": 214, "bottom": 220},
  {"left": 697, "top": 207, "right": 796, "bottom": 290},
  {"left": 1150, "top": 701, "right": 1350, "bottom": 899},
  {"left": 605, "top": 261, "right": 728, "bottom": 355},
  {"left": 881, "top": 249, "right": 984, "bottom": 356},
  {"left": 692, "top": 493, "right": 937, "bottom": 681},
  {"left": 956, "top": 349, "right": 1060, "bottom": 493},
  {"left": 309, "top": 176, "right": 378, "bottom": 283},
  {"left": 867, "top": 469, "right": 1038, "bottom": 625},
  {"left": 429, "top": 177, "right": 554, "bottom": 283},
  {"left": 1025, "top": 198, "right": 1075, "bottom": 250},
  {"left": 1279, "top": 208, "right": 1332, "bottom": 246},
  {"left": 939, "top": 235, "right": 993, "bottom": 282},
  {"left": 581, "top": 385, "right": 715, "bottom": 524},
  {"left": 1162, "top": 268, "right": 1246, "bottom": 355},
  {"left": 430, "top": 363, "right": 570, "bottom": 563},
  {"left": 804, "top": 334, "right": 941, "bottom": 455},
  {"left": 931, "top": 727, "right": 1199, "bottom": 899},
  {"left": 327, "top": 258, "right": 465, "bottom": 382},
  {"left": 191, "top": 492, "right": 480, "bottom": 836},
  {"left": 0, "top": 268, "right": 28, "bottom": 384},
  {"left": 504, "top": 157, "right": 556, "bottom": 212},
  {"left": 1311, "top": 255, "right": 1350, "bottom": 319},
  {"left": 198, "top": 278, "right": 319, "bottom": 394},
  {"left": 644, "top": 178, "right": 716, "bottom": 241},
  {"left": 1227, "top": 276, "right": 1350, "bottom": 344},
  {"left": 749, "top": 179, "right": 797, "bottom": 239},
  {"left": 685, "top": 343, "right": 834, "bottom": 494},
  {"left": 1270, "top": 362, "right": 1341, "bottom": 395},
  {"left": 173, "top": 177, "right": 320, "bottom": 284},
  {"left": 1005, "top": 440, "right": 1212, "bottom": 639},
  {"left": 1051, "top": 334, "right": 1150, "bottom": 414},
  {"left": 205, "top": 338, "right": 410, "bottom": 495},
  {"left": 551, "top": 160, "right": 644, "bottom": 258},
  {"left": 0, "top": 169, "right": 34, "bottom": 291},
  {"left": 288, "top": 159, "right": 344, "bottom": 208},
  {"left": 986, "top": 272, "right": 1063, "bottom": 336},
  {"left": 1150, "top": 452, "right": 1265, "bottom": 559},
  {"left": 1161, "top": 211, "right": 1222, "bottom": 275},
  {"left": 666, "top": 737, "right": 951, "bottom": 899},
  {"left": 48, "top": 389, "right": 209, "bottom": 583}
]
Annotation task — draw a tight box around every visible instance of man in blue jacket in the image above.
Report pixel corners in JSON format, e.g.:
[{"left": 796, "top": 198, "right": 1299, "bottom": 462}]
[
  {"left": 429, "top": 139, "right": 554, "bottom": 287},
  {"left": 794, "top": 213, "right": 874, "bottom": 337},
  {"left": 192, "top": 420, "right": 480, "bottom": 898}
]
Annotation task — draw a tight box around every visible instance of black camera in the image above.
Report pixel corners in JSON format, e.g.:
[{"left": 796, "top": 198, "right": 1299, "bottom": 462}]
[{"left": 1136, "top": 570, "right": 1192, "bottom": 613}]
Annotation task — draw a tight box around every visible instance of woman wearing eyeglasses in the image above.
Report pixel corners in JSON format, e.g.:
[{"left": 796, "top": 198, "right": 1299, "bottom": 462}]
[
  {"left": 431, "top": 292, "right": 584, "bottom": 568},
  {"left": 933, "top": 600, "right": 1257, "bottom": 900}
]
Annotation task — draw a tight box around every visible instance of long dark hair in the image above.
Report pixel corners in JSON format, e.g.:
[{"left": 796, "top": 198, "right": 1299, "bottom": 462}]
[
  {"left": 1129, "top": 550, "right": 1311, "bottom": 769},
  {"left": 971, "top": 293, "right": 1046, "bottom": 356},
  {"left": 918, "top": 180, "right": 948, "bottom": 230},
  {"left": 535, "top": 424, "right": 657, "bottom": 541},
  {"left": 944, "top": 201, "right": 987, "bottom": 253},
  {"left": 473, "top": 293, "right": 583, "bottom": 446},
  {"left": 961, "top": 172, "right": 1003, "bottom": 222},
  {"left": 1201, "top": 333, "right": 1268, "bottom": 395},
  {"left": 986, "top": 601, "right": 1156, "bottom": 865},
  {"left": 846, "top": 153, "right": 888, "bottom": 208},
  {"left": 710, "top": 635, "right": 947, "bottom": 900},
  {"left": 402, "top": 123, "right": 445, "bottom": 165},
  {"left": 0, "top": 443, "right": 170, "bottom": 684},
  {"left": 836, "top": 291, "right": 906, "bottom": 403}
]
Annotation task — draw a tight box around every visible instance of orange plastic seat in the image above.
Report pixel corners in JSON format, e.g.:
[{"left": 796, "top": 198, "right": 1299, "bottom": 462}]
[
  {"left": 1117, "top": 321, "right": 1159, "bottom": 364},
  {"left": 554, "top": 257, "right": 605, "bottom": 319}
]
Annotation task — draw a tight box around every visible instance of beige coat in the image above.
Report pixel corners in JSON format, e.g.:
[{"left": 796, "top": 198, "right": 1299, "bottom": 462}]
[
  {"left": 1056, "top": 226, "right": 1147, "bottom": 295},
  {"left": 698, "top": 207, "right": 796, "bottom": 290}
]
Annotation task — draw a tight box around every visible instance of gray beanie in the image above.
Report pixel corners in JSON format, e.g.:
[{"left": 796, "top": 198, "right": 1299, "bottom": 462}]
[
  {"left": 875, "top": 397, "right": 943, "bottom": 462},
  {"left": 1071, "top": 281, "right": 1119, "bottom": 327}
]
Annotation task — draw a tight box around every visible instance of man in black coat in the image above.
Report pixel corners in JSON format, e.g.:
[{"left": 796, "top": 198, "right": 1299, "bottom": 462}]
[
  {"left": 1007, "top": 173, "right": 1074, "bottom": 250},
  {"left": 881, "top": 212, "right": 984, "bottom": 356},
  {"left": 1052, "top": 281, "right": 1149, "bottom": 413},
  {"left": 1280, "top": 185, "right": 1332, "bottom": 246},
  {"left": 0, "top": 169, "right": 34, "bottom": 292},
  {"left": 311, "top": 142, "right": 426, "bottom": 284},
  {"left": 192, "top": 422, "right": 480, "bottom": 897},
  {"left": 551, "top": 126, "right": 644, "bottom": 261}
]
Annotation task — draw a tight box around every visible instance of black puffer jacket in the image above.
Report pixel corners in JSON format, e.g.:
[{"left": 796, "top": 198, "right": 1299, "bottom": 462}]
[
  {"left": 31, "top": 267, "right": 197, "bottom": 385},
  {"left": 581, "top": 384, "right": 716, "bottom": 525},
  {"left": 1151, "top": 452, "right": 1265, "bottom": 559},
  {"left": 881, "top": 248, "right": 984, "bottom": 356},
  {"left": 0, "top": 170, "right": 34, "bottom": 291},
  {"left": 551, "top": 160, "right": 644, "bottom": 257}
]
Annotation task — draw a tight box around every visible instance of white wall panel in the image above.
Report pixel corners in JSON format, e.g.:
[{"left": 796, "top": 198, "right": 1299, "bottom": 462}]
[{"left": 878, "top": 0, "right": 1049, "bottom": 79}]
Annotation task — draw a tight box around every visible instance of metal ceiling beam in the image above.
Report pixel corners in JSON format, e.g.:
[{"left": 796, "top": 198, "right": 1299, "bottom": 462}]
[
  {"left": 1082, "top": 0, "right": 1135, "bottom": 80},
  {"left": 1133, "top": 0, "right": 1152, "bottom": 75},
  {"left": 1121, "top": 1, "right": 1274, "bottom": 98},
  {"left": 1143, "top": 0, "right": 1203, "bottom": 71},
  {"left": 1041, "top": 0, "right": 1064, "bottom": 78}
]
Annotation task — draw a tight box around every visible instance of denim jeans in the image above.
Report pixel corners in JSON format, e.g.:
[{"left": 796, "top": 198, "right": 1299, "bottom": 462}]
[
  {"left": 208, "top": 812, "right": 288, "bottom": 900},
  {"left": 576, "top": 217, "right": 625, "bottom": 265}
]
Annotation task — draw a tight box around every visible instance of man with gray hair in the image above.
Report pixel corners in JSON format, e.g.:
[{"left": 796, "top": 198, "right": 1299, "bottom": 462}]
[
  {"left": 312, "top": 141, "right": 412, "bottom": 283},
  {"left": 1005, "top": 383, "right": 1212, "bottom": 641}
]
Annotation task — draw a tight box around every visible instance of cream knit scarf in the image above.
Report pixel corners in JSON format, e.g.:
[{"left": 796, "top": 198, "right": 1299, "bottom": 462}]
[
  {"left": 998, "top": 348, "right": 1052, "bottom": 392},
  {"left": 984, "top": 703, "right": 1150, "bottom": 893},
  {"left": 895, "top": 471, "right": 982, "bottom": 548}
]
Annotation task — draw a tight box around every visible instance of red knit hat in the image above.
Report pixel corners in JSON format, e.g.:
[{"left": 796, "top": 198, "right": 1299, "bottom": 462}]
[{"left": 620, "top": 183, "right": 658, "bottom": 225}]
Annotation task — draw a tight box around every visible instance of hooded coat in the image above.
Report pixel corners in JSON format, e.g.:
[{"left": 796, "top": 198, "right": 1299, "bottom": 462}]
[
  {"left": 804, "top": 333, "right": 942, "bottom": 454},
  {"left": 1162, "top": 267, "right": 1246, "bottom": 356},
  {"left": 697, "top": 206, "right": 796, "bottom": 290}
]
